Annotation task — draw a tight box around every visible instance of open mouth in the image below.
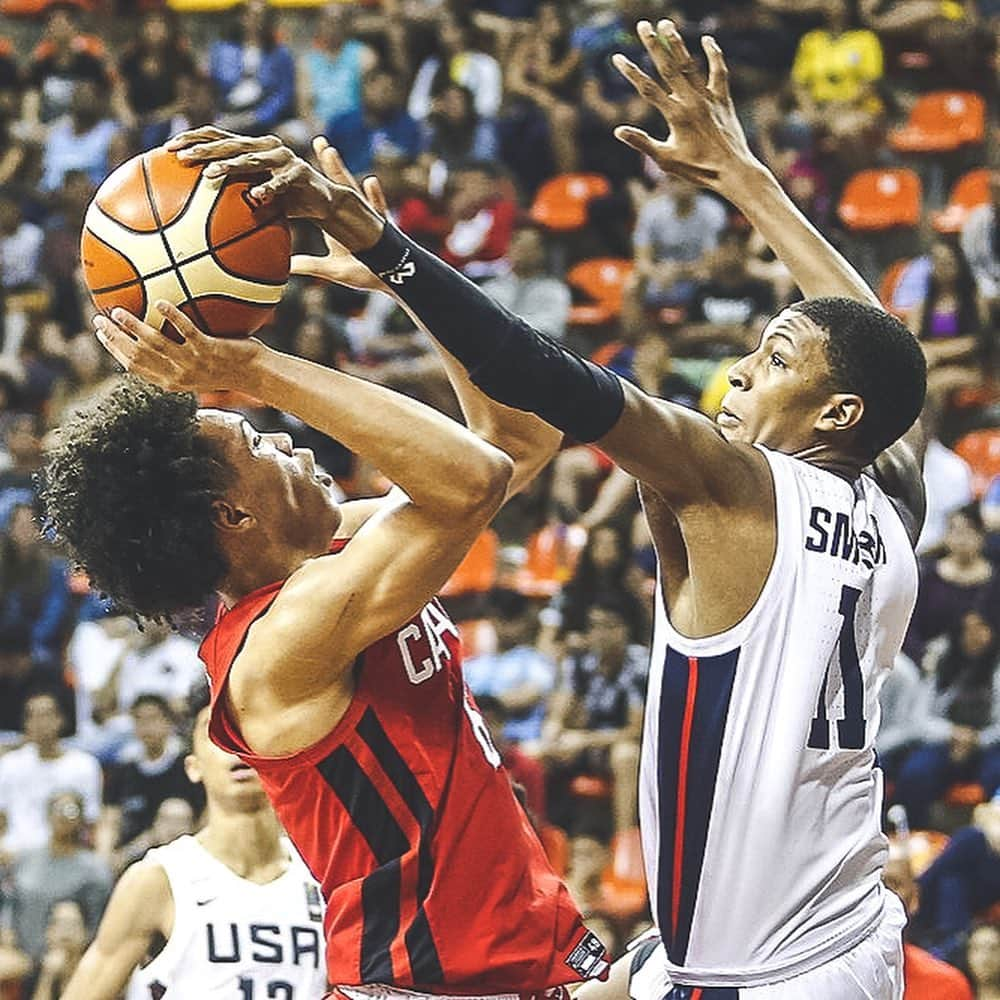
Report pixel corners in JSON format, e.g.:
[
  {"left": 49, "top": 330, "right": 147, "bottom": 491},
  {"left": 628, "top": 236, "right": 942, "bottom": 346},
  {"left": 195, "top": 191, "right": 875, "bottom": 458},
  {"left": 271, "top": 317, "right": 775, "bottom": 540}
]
[
  {"left": 717, "top": 407, "right": 741, "bottom": 428},
  {"left": 229, "top": 762, "right": 257, "bottom": 782}
]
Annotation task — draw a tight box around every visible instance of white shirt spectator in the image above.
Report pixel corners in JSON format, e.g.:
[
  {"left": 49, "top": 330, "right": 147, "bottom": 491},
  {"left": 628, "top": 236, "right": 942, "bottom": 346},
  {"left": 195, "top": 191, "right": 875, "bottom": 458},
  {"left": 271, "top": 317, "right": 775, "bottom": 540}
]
[
  {"left": 116, "top": 633, "right": 205, "bottom": 712},
  {"left": 481, "top": 273, "right": 572, "bottom": 340},
  {"left": 633, "top": 191, "right": 728, "bottom": 265},
  {"left": 0, "top": 743, "right": 101, "bottom": 855},
  {"left": 40, "top": 115, "right": 118, "bottom": 192},
  {"left": 408, "top": 53, "right": 502, "bottom": 121},
  {"left": 876, "top": 653, "right": 925, "bottom": 760},
  {"left": 918, "top": 438, "right": 975, "bottom": 554},
  {"left": 0, "top": 221, "right": 44, "bottom": 289}
]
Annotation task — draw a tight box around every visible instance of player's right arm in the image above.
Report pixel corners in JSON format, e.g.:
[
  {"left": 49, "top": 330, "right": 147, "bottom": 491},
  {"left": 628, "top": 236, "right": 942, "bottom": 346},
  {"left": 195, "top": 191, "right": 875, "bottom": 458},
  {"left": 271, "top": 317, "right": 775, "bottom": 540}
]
[{"left": 60, "top": 859, "right": 172, "bottom": 1000}]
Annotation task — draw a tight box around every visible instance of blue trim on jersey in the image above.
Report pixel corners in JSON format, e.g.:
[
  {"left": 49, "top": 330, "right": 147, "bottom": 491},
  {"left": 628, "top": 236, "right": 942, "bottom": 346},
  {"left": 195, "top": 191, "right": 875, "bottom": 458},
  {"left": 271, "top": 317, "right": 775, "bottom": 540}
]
[
  {"left": 656, "top": 645, "right": 740, "bottom": 966},
  {"left": 666, "top": 988, "right": 740, "bottom": 999}
]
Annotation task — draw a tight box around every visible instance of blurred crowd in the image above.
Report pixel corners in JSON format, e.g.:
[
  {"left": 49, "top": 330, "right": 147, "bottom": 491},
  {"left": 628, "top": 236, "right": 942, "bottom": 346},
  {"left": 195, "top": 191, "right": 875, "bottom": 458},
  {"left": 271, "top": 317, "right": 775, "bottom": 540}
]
[{"left": 1, "top": 0, "right": 1000, "bottom": 996}]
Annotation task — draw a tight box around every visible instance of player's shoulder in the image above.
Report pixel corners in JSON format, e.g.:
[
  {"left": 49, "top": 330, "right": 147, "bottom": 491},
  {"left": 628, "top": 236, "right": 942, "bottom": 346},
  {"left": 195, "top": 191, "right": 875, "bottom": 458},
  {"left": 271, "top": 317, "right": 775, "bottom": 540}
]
[{"left": 111, "top": 856, "right": 173, "bottom": 919}]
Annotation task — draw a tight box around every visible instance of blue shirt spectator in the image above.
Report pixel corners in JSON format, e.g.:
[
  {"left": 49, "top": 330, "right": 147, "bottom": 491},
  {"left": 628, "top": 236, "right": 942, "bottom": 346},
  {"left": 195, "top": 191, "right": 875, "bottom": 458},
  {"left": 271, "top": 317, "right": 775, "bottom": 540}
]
[{"left": 326, "top": 69, "right": 422, "bottom": 175}]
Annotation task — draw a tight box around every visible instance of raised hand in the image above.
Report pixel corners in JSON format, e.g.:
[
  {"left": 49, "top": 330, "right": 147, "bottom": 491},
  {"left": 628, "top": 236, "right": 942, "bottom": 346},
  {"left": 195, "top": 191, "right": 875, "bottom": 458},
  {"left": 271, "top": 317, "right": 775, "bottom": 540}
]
[
  {"left": 93, "top": 303, "right": 260, "bottom": 394},
  {"left": 290, "top": 138, "right": 390, "bottom": 292},
  {"left": 612, "top": 20, "right": 757, "bottom": 192}
]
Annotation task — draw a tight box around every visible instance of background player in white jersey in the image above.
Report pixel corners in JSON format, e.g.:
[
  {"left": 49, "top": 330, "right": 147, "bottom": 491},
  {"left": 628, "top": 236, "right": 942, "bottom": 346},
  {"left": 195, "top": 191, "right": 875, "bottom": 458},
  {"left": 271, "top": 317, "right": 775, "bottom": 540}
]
[
  {"left": 60, "top": 704, "right": 327, "bottom": 1000},
  {"left": 172, "top": 23, "right": 928, "bottom": 1000}
]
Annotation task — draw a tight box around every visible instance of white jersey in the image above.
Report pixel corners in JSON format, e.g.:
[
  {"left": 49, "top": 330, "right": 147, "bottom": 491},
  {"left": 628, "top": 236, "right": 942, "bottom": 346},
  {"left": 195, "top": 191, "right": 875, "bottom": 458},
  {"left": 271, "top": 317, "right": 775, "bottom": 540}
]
[
  {"left": 127, "top": 835, "right": 327, "bottom": 1000},
  {"left": 639, "top": 447, "right": 918, "bottom": 988}
]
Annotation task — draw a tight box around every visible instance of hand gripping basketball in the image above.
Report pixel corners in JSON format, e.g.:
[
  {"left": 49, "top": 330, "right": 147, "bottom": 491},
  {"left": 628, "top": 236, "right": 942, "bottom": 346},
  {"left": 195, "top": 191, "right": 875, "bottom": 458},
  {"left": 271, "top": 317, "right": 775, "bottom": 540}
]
[
  {"left": 612, "top": 20, "right": 756, "bottom": 191},
  {"left": 94, "top": 302, "right": 259, "bottom": 394}
]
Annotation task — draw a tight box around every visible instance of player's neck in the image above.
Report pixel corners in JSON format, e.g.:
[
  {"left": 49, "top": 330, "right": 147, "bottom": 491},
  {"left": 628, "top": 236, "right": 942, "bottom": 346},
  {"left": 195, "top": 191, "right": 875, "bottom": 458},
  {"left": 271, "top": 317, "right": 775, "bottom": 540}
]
[
  {"left": 197, "top": 807, "right": 288, "bottom": 883},
  {"left": 792, "top": 442, "right": 862, "bottom": 483},
  {"left": 217, "top": 538, "right": 325, "bottom": 608}
]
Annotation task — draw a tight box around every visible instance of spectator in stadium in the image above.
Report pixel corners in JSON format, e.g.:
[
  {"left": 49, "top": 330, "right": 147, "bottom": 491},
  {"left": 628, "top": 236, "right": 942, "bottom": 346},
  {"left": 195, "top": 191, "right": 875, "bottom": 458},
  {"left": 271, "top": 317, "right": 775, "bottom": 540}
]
[
  {"left": 915, "top": 798, "right": 1000, "bottom": 965},
  {"left": 541, "top": 597, "right": 645, "bottom": 834},
  {"left": 503, "top": 1, "right": 582, "bottom": 177},
  {"left": 109, "top": 795, "right": 195, "bottom": 876},
  {"left": 908, "top": 505, "right": 1000, "bottom": 662},
  {"left": 895, "top": 610, "right": 1000, "bottom": 827},
  {"left": 476, "top": 694, "right": 547, "bottom": 821},
  {"left": 967, "top": 921, "right": 1000, "bottom": 1000},
  {"left": 28, "top": 899, "right": 87, "bottom": 1000},
  {"left": 464, "top": 588, "right": 555, "bottom": 746},
  {"left": 900, "top": 240, "right": 984, "bottom": 374},
  {"left": 39, "top": 80, "right": 119, "bottom": 193},
  {"left": 917, "top": 398, "right": 976, "bottom": 554},
  {"left": 209, "top": 0, "right": 296, "bottom": 135},
  {"left": 0, "top": 63, "right": 25, "bottom": 189},
  {"left": 877, "top": 652, "right": 927, "bottom": 783},
  {"left": 791, "top": 0, "right": 885, "bottom": 120},
  {"left": 10, "top": 791, "right": 111, "bottom": 965},
  {"left": 46, "top": 331, "right": 117, "bottom": 430},
  {"left": 559, "top": 525, "right": 645, "bottom": 645},
  {"left": 325, "top": 68, "right": 422, "bottom": 175},
  {"left": 632, "top": 172, "right": 728, "bottom": 308},
  {"left": 0, "top": 690, "right": 101, "bottom": 857},
  {"left": 39, "top": 171, "right": 95, "bottom": 335},
  {"left": 0, "top": 928, "right": 30, "bottom": 997},
  {"left": 681, "top": 228, "right": 777, "bottom": 355},
  {"left": 0, "top": 415, "right": 43, "bottom": 527},
  {"left": 881, "top": 840, "right": 974, "bottom": 1000},
  {"left": 423, "top": 83, "right": 500, "bottom": 171},
  {"left": 439, "top": 161, "right": 518, "bottom": 278},
  {"left": 0, "top": 191, "right": 45, "bottom": 334},
  {"left": 96, "top": 694, "right": 202, "bottom": 866},
  {"left": 110, "top": 618, "right": 204, "bottom": 715},
  {"left": 22, "top": 4, "right": 116, "bottom": 127},
  {"left": 117, "top": 8, "right": 197, "bottom": 148},
  {"left": 481, "top": 223, "right": 570, "bottom": 340},
  {"left": 408, "top": 10, "right": 503, "bottom": 124},
  {"left": 298, "top": 4, "right": 377, "bottom": 137},
  {"left": 960, "top": 167, "right": 1000, "bottom": 323},
  {"left": 0, "top": 503, "right": 71, "bottom": 680}
]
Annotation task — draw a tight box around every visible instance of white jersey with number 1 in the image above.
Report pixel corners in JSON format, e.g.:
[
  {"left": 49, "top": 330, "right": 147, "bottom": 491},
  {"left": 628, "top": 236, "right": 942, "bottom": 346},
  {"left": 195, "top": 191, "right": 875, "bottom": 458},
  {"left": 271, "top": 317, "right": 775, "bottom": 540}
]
[
  {"left": 126, "top": 835, "right": 327, "bottom": 1000},
  {"left": 640, "top": 446, "right": 918, "bottom": 988}
]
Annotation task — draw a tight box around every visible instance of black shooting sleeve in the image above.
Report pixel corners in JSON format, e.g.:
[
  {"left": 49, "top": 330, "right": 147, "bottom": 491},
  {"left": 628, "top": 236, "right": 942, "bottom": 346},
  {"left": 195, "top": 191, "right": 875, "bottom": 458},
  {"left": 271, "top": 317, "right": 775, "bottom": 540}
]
[{"left": 355, "top": 223, "right": 626, "bottom": 443}]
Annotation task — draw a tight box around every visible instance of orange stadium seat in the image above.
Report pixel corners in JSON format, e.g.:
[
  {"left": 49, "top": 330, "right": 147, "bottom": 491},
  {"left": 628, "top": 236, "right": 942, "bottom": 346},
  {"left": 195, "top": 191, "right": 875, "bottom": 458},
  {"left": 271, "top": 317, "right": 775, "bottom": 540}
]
[
  {"left": 513, "top": 522, "right": 587, "bottom": 597},
  {"left": 597, "top": 828, "right": 647, "bottom": 921},
  {"left": 878, "top": 258, "right": 913, "bottom": 317},
  {"left": 567, "top": 258, "right": 633, "bottom": 326},
  {"left": 1, "top": 0, "right": 92, "bottom": 12},
  {"left": 953, "top": 428, "right": 1000, "bottom": 497},
  {"left": 539, "top": 824, "right": 570, "bottom": 878},
  {"left": 440, "top": 529, "right": 498, "bottom": 598},
  {"left": 890, "top": 91, "right": 986, "bottom": 154},
  {"left": 530, "top": 173, "right": 610, "bottom": 232},
  {"left": 933, "top": 169, "right": 991, "bottom": 233},
  {"left": 942, "top": 782, "right": 986, "bottom": 807},
  {"left": 837, "top": 169, "right": 922, "bottom": 231}
]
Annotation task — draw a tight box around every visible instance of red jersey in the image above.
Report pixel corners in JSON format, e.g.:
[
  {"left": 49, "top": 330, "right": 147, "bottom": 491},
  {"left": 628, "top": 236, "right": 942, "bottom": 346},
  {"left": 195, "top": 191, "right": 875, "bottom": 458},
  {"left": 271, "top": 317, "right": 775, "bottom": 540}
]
[{"left": 200, "top": 538, "right": 608, "bottom": 994}]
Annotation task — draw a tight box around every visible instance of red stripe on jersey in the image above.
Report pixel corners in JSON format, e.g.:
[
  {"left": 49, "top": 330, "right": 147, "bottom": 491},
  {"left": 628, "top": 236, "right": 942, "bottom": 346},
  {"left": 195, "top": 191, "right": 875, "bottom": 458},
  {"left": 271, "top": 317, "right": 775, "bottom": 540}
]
[{"left": 672, "top": 656, "right": 700, "bottom": 936}]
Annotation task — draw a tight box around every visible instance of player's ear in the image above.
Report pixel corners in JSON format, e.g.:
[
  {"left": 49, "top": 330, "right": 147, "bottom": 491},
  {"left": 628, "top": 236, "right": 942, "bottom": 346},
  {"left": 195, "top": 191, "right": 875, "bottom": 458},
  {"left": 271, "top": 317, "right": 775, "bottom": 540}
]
[
  {"left": 184, "top": 753, "right": 203, "bottom": 785},
  {"left": 211, "top": 499, "right": 254, "bottom": 532},
  {"left": 816, "top": 393, "right": 864, "bottom": 435}
]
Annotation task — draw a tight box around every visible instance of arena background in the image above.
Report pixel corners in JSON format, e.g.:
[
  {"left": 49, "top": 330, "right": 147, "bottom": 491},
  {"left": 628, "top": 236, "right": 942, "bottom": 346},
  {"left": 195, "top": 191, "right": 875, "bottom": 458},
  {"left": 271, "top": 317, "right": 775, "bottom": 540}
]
[{"left": 0, "top": 0, "right": 999, "bottom": 995}]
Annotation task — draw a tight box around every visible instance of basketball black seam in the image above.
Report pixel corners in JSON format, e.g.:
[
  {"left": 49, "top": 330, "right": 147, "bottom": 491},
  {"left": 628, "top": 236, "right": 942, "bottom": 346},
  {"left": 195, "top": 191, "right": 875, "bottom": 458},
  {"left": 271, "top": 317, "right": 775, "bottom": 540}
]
[
  {"left": 91, "top": 160, "right": 204, "bottom": 236},
  {"left": 88, "top": 217, "right": 287, "bottom": 295},
  {"left": 140, "top": 153, "right": 210, "bottom": 333},
  {"left": 86, "top": 228, "right": 148, "bottom": 319}
]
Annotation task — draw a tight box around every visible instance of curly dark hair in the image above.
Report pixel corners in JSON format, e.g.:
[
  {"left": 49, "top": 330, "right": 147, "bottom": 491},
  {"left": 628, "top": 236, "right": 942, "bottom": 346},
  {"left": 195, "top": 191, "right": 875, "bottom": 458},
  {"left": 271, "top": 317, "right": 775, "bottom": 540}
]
[
  {"left": 793, "top": 297, "right": 926, "bottom": 461},
  {"left": 38, "top": 378, "right": 232, "bottom": 622}
]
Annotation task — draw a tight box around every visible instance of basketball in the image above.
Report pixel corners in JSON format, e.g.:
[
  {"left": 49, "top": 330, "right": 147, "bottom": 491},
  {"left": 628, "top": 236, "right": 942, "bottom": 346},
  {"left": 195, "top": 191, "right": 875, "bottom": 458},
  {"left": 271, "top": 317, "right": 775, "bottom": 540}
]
[{"left": 81, "top": 146, "right": 291, "bottom": 341}]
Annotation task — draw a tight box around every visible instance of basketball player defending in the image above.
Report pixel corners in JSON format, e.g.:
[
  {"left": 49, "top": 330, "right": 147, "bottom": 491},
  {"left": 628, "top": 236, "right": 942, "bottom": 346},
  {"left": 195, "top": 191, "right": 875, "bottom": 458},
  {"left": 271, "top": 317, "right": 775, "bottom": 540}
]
[
  {"left": 42, "top": 160, "right": 607, "bottom": 992},
  {"left": 169, "top": 21, "right": 928, "bottom": 1000},
  {"left": 61, "top": 705, "right": 328, "bottom": 999}
]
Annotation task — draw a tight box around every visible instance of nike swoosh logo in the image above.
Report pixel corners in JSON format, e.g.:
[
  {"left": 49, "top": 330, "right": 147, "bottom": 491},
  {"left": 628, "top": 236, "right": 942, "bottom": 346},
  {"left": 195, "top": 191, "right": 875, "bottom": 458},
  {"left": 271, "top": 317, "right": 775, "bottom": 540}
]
[{"left": 195, "top": 898, "right": 215, "bottom": 906}]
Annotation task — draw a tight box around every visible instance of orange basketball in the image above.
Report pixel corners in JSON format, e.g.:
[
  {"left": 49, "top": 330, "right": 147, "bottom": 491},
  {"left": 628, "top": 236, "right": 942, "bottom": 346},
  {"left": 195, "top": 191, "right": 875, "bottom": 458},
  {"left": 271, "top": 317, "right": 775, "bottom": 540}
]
[{"left": 81, "top": 146, "right": 291, "bottom": 341}]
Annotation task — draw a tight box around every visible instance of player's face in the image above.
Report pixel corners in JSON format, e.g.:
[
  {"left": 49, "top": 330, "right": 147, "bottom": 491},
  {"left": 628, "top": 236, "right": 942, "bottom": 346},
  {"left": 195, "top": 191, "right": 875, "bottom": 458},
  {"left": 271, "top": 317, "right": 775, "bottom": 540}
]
[
  {"left": 187, "top": 708, "right": 269, "bottom": 811},
  {"left": 719, "top": 309, "right": 844, "bottom": 456},
  {"left": 197, "top": 409, "right": 342, "bottom": 546}
]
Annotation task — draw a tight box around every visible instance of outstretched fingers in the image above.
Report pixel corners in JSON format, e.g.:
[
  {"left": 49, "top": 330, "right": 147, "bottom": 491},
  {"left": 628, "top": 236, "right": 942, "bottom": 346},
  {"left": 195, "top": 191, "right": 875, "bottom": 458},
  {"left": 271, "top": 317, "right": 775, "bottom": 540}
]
[
  {"left": 612, "top": 53, "right": 671, "bottom": 108},
  {"left": 639, "top": 18, "right": 705, "bottom": 99},
  {"left": 702, "top": 35, "right": 732, "bottom": 105},
  {"left": 165, "top": 125, "right": 235, "bottom": 152},
  {"left": 362, "top": 175, "right": 389, "bottom": 217}
]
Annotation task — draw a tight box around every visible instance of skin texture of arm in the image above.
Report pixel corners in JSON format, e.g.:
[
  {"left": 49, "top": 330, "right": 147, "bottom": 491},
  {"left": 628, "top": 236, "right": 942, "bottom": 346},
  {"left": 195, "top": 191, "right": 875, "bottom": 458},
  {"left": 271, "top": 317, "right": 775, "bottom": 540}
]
[{"left": 59, "top": 860, "right": 172, "bottom": 1000}]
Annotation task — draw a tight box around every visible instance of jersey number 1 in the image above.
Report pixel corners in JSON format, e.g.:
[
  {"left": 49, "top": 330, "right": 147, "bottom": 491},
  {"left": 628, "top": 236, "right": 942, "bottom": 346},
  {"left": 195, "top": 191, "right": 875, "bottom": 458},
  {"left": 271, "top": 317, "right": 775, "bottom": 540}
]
[
  {"left": 238, "top": 980, "right": 293, "bottom": 999},
  {"left": 807, "top": 584, "right": 865, "bottom": 751}
]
